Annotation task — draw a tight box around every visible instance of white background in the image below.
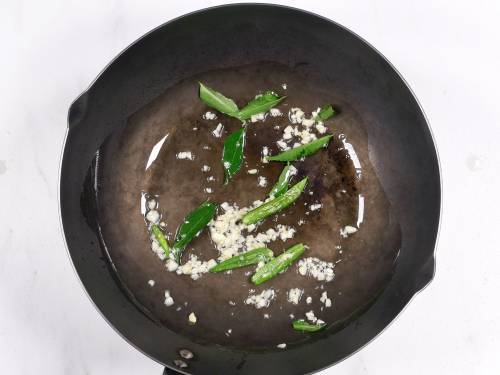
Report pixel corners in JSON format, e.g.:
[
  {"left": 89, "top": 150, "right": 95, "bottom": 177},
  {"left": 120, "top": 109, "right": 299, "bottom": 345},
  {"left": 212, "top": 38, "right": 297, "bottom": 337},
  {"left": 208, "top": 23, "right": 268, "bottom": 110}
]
[{"left": 1, "top": 0, "right": 499, "bottom": 374}]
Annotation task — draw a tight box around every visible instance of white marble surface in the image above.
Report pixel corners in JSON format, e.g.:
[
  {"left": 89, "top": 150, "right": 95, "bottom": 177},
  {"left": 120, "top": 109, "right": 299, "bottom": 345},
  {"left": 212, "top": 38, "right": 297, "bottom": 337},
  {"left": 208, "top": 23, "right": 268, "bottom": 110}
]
[{"left": 1, "top": 0, "right": 499, "bottom": 374}]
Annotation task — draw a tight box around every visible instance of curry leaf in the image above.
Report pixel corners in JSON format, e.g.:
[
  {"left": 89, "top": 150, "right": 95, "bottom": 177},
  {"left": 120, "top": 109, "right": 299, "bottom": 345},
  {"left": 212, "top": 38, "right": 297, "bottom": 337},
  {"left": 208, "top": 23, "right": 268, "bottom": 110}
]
[
  {"left": 199, "top": 82, "right": 239, "bottom": 116},
  {"left": 198, "top": 84, "right": 285, "bottom": 122},
  {"left": 222, "top": 128, "right": 246, "bottom": 184},
  {"left": 173, "top": 202, "right": 217, "bottom": 262},
  {"left": 236, "top": 91, "right": 285, "bottom": 120}
]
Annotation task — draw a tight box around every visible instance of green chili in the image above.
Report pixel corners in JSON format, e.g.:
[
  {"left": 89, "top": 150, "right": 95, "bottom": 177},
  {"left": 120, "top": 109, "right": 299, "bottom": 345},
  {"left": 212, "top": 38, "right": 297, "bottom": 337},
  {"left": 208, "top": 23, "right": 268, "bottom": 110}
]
[
  {"left": 292, "top": 319, "right": 326, "bottom": 332},
  {"left": 242, "top": 177, "right": 308, "bottom": 225},
  {"left": 315, "top": 105, "right": 336, "bottom": 122},
  {"left": 251, "top": 243, "right": 305, "bottom": 285},
  {"left": 209, "top": 247, "right": 274, "bottom": 273},
  {"left": 266, "top": 135, "right": 333, "bottom": 162},
  {"left": 268, "top": 164, "right": 296, "bottom": 198},
  {"left": 151, "top": 224, "right": 170, "bottom": 257}
]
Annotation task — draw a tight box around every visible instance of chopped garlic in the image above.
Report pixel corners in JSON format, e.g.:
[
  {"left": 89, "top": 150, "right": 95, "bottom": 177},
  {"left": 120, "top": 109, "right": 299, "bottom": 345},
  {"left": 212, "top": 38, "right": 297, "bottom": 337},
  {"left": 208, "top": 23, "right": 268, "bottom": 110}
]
[
  {"left": 297, "top": 257, "right": 335, "bottom": 282},
  {"left": 312, "top": 107, "right": 321, "bottom": 117},
  {"left": 247, "top": 169, "right": 258, "bottom": 174},
  {"left": 150, "top": 239, "right": 166, "bottom": 260},
  {"left": 301, "top": 118, "right": 315, "bottom": 127},
  {"left": 283, "top": 125, "right": 294, "bottom": 140},
  {"left": 287, "top": 288, "right": 304, "bottom": 305},
  {"left": 306, "top": 296, "right": 312, "bottom": 304},
  {"left": 203, "top": 111, "right": 216, "bottom": 120},
  {"left": 201, "top": 165, "right": 211, "bottom": 172},
  {"left": 166, "top": 259, "right": 179, "bottom": 272},
  {"left": 212, "top": 123, "right": 224, "bottom": 138},
  {"left": 278, "top": 225, "right": 296, "bottom": 241},
  {"left": 258, "top": 176, "right": 268, "bottom": 187},
  {"left": 316, "top": 123, "right": 327, "bottom": 134},
  {"left": 146, "top": 210, "right": 160, "bottom": 223},
  {"left": 188, "top": 312, "right": 197, "bottom": 324},
  {"left": 262, "top": 146, "right": 269, "bottom": 163},
  {"left": 320, "top": 291, "right": 332, "bottom": 308},
  {"left": 299, "top": 129, "right": 317, "bottom": 144},
  {"left": 164, "top": 290, "right": 174, "bottom": 306},
  {"left": 148, "top": 280, "right": 155, "bottom": 287},
  {"left": 270, "top": 108, "right": 282, "bottom": 117},
  {"left": 208, "top": 202, "right": 296, "bottom": 261},
  {"left": 277, "top": 343, "right": 287, "bottom": 349},
  {"left": 277, "top": 140, "right": 289, "bottom": 151},
  {"left": 147, "top": 199, "right": 156, "bottom": 210},
  {"left": 176, "top": 151, "right": 194, "bottom": 160},
  {"left": 204, "top": 187, "right": 213, "bottom": 194},
  {"left": 172, "top": 255, "right": 216, "bottom": 280},
  {"left": 309, "top": 203, "right": 322, "bottom": 211},
  {"left": 340, "top": 225, "right": 358, "bottom": 238},
  {"left": 251, "top": 112, "right": 266, "bottom": 122},
  {"left": 289, "top": 108, "right": 305, "bottom": 124},
  {"left": 245, "top": 289, "right": 276, "bottom": 309},
  {"left": 305, "top": 310, "right": 319, "bottom": 323},
  {"left": 274, "top": 107, "right": 327, "bottom": 154}
]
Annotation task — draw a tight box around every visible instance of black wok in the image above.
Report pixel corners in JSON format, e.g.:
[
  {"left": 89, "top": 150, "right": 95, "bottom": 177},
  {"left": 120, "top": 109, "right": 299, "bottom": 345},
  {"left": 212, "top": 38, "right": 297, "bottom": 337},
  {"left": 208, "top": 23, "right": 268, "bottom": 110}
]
[{"left": 60, "top": 4, "right": 441, "bottom": 374}]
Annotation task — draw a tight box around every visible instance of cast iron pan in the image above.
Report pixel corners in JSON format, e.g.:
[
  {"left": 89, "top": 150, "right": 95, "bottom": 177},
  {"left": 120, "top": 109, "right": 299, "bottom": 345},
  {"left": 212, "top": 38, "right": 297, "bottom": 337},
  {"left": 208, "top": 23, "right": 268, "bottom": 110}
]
[{"left": 60, "top": 4, "right": 441, "bottom": 375}]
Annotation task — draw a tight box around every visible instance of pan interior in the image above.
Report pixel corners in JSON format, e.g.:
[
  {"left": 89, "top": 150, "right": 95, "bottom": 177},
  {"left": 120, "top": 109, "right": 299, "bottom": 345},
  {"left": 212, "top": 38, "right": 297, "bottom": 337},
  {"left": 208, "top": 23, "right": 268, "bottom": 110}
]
[{"left": 96, "top": 61, "right": 400, "bottom": 349}]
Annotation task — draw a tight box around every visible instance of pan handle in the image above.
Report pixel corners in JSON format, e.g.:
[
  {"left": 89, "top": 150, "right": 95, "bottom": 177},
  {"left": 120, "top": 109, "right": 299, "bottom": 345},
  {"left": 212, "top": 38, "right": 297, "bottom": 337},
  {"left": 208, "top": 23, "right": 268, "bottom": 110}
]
[
  {"left": 163, "top": 367, "right": 183, "bottom": 375},
  {"left": 67, "top": 91, "right": 89, "bottom": 129},
  {"left": 415, "top": 255, "right": 436, "bottom": 292}
]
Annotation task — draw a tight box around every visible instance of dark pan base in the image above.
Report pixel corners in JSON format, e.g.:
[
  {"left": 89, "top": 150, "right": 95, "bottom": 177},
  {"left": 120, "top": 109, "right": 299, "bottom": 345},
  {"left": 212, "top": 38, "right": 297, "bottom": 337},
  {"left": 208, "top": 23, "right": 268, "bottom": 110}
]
[{"left": 97, "top": 62, "right": 401, "bottom": 349}]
